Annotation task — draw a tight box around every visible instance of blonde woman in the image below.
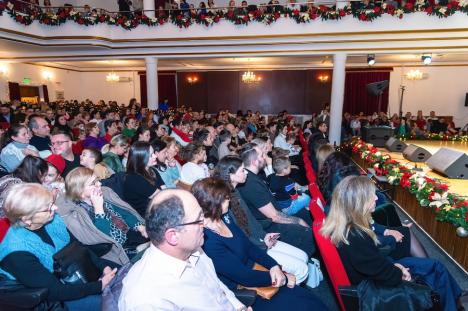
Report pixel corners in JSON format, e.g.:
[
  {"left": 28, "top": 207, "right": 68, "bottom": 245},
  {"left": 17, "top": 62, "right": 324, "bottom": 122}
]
[
  {"left": 0, "top": 183, "right": 116, "bottom": 311},
  {"left": 102, "top": 134, "right": 129, "bottom": 174},
  {"left": 320, "top": 176, "right": 463, "bottom": 311},
  {"left": 58, "top": 167, "right": 147, "bottom": 264}
]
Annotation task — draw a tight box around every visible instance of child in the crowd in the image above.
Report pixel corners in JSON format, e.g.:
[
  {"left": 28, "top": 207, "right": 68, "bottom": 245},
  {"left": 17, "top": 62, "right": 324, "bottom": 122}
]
[
  {"left": 268, "top": 156, "right": 310, "bottom": 215},
  {"left": 44, "top": 154, "right": 66, "bottom": 194},
  {"left": 286, "top": 132, "right": 301, "bottom": 156},
  {"left": 80, "top": 147, "right": 111, "bottom": 180}
]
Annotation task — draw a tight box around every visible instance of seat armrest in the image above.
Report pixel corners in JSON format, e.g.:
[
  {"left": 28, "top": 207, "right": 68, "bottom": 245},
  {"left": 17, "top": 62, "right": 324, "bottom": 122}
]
[{"left": 0, "top": 281, "right": 48, "bottom": 309}]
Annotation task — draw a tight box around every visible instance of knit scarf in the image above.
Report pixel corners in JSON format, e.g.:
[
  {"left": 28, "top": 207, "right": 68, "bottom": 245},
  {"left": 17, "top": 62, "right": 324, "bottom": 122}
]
[
  {"left": 171, "top": 127, "right": 191, "bottom": 142},
  {"left": 78, "top": 200, "right": 129, "bottom": 234}
]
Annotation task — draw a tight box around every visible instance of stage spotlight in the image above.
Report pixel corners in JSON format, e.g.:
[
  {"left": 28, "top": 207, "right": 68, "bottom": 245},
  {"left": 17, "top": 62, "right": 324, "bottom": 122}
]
[
  {"left": 367, "top": 54, "right": 375, "bottom": 66},
  {"left": 421, "top": 54, "right": 432, "bottom": 65}
]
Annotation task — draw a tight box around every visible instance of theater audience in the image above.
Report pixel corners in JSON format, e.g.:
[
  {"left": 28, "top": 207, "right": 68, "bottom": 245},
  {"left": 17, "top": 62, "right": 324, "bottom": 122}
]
[
  {"left": 179, "top": 143, "right": 210, "bottom": 185},
  {"left": 53, "top": 113, "right": 72, "bottom": 135},
  {"left": 123, "top": 142, "right": 163, "bottom": 216},
  {"left": 158, "top": 136, "right": 181, "bottom": 188},
  {"left": 0, "top": 155, "right": 48, "bottom": 216},
  {"left": 274, "top": 123, "right": 299, "bottom": 156},
  {"left": 170, "top": 118, "right": 191, "bottom": 147},
  {"left": 237, "top": 143, "right": 315, "bottom": 257},
  {"left": 43, "top": 154, "right": 66, "bottom": 194},
  {"left": 214, "top": 155, "right": 318, "bottom": 286},
  {"left": 0, "top": 183, "right": 117, "bottom": 311},
  {"left": 192, "top": 178, "right": 327, "bottom": 311},
  {"left": 122, "top": 117, "right": 137, "bottom": 139},
  {"left": 28, "top": 115, "right": 52, "bottom": 158},
  {"left": 0, "top": 124, "right": 39, "bottom": 173},
  {"left": 83, "top": 122, "right": 108, "bottom": 150},
  {"left": 321, "top": 176, "right": 464, "bottom": 311},
  {"left": 130, "top": 125, "right": 151, "bottom": 144},
  {"left": 119, "top": 189, "right": 249, "bottom": 311},
  {"left": 60, "top": 167, "right": 147, "bottom": 262},
  {"left": 102, "top": 134, "right": 128, "bottom": 174},
  {"left": 50, "top": 131, "right": 80, "bottom": 177},
  {"left": 268, "top": 156, "right": 310, "bottom": 216}
]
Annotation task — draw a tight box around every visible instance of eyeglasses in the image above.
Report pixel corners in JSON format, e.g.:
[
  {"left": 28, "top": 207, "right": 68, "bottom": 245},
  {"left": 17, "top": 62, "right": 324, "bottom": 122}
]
[
  {"left": 36, "top": 196, "right": 56, "bottom": 215},
  {"left": 50, "top": 140, "right": 70, "bottom": 146},
  {"left": 175, "top": 215, "right": 205, "bottom": 227}
]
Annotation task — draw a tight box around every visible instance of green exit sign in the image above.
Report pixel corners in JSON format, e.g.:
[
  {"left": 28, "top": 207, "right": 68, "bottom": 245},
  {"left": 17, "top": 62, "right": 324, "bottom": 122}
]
[{"left": 23, "top": 78, "right": 31, "bottom": 85}]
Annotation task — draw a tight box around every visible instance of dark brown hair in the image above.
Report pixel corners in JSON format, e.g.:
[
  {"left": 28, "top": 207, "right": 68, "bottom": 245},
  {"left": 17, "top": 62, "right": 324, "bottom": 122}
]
[{"left": 191, "top": 177, "right": 231, "bottom": 221}]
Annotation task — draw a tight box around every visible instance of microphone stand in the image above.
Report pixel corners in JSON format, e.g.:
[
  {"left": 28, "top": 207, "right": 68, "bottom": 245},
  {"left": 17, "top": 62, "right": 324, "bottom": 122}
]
[{"left": 399, "top": 85, "right": 406, "bottom": 119}]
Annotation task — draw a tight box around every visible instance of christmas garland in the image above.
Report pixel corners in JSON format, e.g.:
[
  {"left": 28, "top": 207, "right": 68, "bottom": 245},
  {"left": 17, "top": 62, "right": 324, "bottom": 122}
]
[
  {"left": 397, "top": 133, "right": 468, "bottom": 142},
  {"left": 351, "top": 139, "right": 468, "bottom": 230},
  {"left": 0, "top": 0, "right": 467, "bottom": 30}
]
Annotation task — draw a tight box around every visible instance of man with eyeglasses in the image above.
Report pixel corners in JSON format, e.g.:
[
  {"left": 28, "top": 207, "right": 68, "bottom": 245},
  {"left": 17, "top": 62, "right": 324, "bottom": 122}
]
[
  {"left": 119, "top": 189, "right": 250, "bottom": 311},
  {"left": 50, "top": 131, "right": 80, "bottom": 177}
]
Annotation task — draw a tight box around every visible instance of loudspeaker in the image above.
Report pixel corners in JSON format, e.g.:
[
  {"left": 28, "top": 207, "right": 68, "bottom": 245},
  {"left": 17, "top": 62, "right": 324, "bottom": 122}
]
[
  {"left": 385, "top": 137, "right": 408, "bottom": 152},
  {"left": 403, "top": 144, "right": 432, "bottom": 162},
  {"left": 362, "top": 127, "right": 394, "bottom": 147},
  {"left": 366, "top": 80, "right": 389, "bottom": 96},
  {"left": 426, "top": 148, "right": 468, "bottom": 179}
]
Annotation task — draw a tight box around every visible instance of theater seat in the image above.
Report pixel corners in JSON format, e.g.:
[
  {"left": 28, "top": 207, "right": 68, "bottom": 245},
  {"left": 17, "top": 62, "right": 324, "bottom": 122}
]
[
  {"left": 0, "top": 218, "right": 10, "bottom": 242},
  {"left": 312, "top": 220, "right": 352, "bottom": 311}
]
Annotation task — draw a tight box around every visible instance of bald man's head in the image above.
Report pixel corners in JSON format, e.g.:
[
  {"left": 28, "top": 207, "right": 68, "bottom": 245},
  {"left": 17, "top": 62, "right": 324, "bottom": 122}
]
[{"left": 146, "top": 189, "right": 203, "bottom": 247}]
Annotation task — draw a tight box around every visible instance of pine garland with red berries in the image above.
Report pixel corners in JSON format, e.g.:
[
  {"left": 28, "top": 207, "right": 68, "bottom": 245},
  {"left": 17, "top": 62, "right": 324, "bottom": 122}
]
[
  {"left": 351, "top": 139, "right": 468, "bottom": 230},
  {"left": 0, "top": 0, "right": 467, "bottom": 30}
]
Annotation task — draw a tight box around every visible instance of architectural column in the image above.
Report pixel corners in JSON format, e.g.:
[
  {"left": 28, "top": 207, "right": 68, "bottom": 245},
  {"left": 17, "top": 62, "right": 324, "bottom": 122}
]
[
  {"left": 143, "top": 0, "right": 156, "bottom": 18},
  {"left": 329, "top": 53, "right": 347, "bottom": 146},
  {"left": 145, "top": 57, "right": 159, "bottom": 110}
]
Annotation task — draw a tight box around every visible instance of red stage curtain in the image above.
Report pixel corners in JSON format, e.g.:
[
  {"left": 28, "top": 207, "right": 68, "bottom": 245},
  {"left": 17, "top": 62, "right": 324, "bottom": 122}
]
[
  {"left": 343, "top": 71, "right": 390, "bottom": 115},
  {"left": 140, "top": 73, "right": 177, "bottom": 109},
  {"left": 8, "top": 82, "right": 20, "bottom": 102},
  {"left": 42, "top": 85, "right": 49, "bottom": 103}
]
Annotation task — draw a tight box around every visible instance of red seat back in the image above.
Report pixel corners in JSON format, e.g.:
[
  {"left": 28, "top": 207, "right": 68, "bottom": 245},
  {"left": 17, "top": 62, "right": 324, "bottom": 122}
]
[
  {"left": 0, "top": 218, "right": 10, "bottom": 242},
  {"left": 312, "top": 220, "right": 351, "bottom": 311}
]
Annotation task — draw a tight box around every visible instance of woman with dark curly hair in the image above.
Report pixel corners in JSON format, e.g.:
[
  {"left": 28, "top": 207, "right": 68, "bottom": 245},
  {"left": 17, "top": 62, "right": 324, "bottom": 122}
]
[
  {"left": 192, "top": 177, "right": 327, "bottom": 311},
  {"left": 213, "top": 155, "right": 313, "bottom": 286}
]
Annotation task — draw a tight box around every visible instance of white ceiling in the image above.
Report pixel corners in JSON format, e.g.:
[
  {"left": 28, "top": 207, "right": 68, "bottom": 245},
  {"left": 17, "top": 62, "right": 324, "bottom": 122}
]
[{"left": 27, "top": 53, "right": 468, "bottom": 71}]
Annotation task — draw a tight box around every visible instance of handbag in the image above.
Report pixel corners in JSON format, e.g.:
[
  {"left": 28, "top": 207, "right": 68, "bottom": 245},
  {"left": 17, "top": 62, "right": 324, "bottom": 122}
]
[
  {"left": 238, "top": 263, "right": 279, "bottom": 300},
  {"left": 53, "top": 241, "right": 101, "bottom": 285}
]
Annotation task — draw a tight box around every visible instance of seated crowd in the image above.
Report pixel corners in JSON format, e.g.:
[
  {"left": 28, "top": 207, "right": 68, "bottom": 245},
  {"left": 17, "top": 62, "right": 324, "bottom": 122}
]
[
  {"left": 0, "top": 98, "right": 465, "bottom": 310},
  {"left": 13, "top": 0, "right": 449, "bottom": 21}
]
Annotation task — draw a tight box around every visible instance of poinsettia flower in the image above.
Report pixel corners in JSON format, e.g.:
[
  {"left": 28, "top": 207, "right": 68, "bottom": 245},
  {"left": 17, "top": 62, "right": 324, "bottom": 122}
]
[{"left": 429, "top": 192, "right": 450, "bottom": 208}]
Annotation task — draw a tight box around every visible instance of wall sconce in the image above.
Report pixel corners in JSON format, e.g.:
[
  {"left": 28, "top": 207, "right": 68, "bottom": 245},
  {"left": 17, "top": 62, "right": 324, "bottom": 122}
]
[
  {"left": 42, "top": 71, "right": 53, "bottom": 81},
  {"left": 405, "top": 69, "right": 427, "bottom": 80},
  {"left": 0, "top": 64, "right": 8, "bottom": 76},
  {"left": 317, "top": 74, "right": 329, "bottom": 83},
  {"left": 187, "top": 75, "right": 199, "bottom": 84}
]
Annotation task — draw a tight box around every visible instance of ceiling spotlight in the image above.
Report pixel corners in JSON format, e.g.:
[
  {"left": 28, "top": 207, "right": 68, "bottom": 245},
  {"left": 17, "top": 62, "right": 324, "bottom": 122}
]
[
  {"left": 367, "top": 54, "right": 375, "bottom": 66},
  {"left": 421, "top": 54, "right": 432, "bottom": 65}
]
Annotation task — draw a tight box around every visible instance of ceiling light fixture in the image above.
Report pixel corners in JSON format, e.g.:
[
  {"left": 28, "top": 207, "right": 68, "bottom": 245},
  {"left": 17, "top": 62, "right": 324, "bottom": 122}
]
[
  {"left": 106, "top": 71, "right": 120, "bottom": 82},
  {"left": 421, "top": 54, "right": 432, "bottom": 65},
  {"left": 0, "top": 64, "right": 8, "bottom": 76},
  {"left": 367, "top": 54, "right": 376, "bottom": 66},
  {"left": 242, "top": 70, "right": 261, "bottom": 84}
]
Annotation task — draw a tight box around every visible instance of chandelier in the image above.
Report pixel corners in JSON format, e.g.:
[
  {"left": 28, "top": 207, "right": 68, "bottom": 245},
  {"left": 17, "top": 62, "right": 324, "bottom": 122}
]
[
  {"left": 242, "top": 70, "right": 261, "bottom": 84},
  {"left": 106, "top": 72, "right": 120, "bottom": 82},
  {"left": 405, "top": 69, "right": 424, "bottom": 80}
]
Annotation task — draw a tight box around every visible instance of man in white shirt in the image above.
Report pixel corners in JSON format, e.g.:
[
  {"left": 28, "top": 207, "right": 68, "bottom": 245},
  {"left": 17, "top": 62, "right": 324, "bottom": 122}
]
[{"left": 119, "top": 189, "right": 249, "bottom": 311}]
